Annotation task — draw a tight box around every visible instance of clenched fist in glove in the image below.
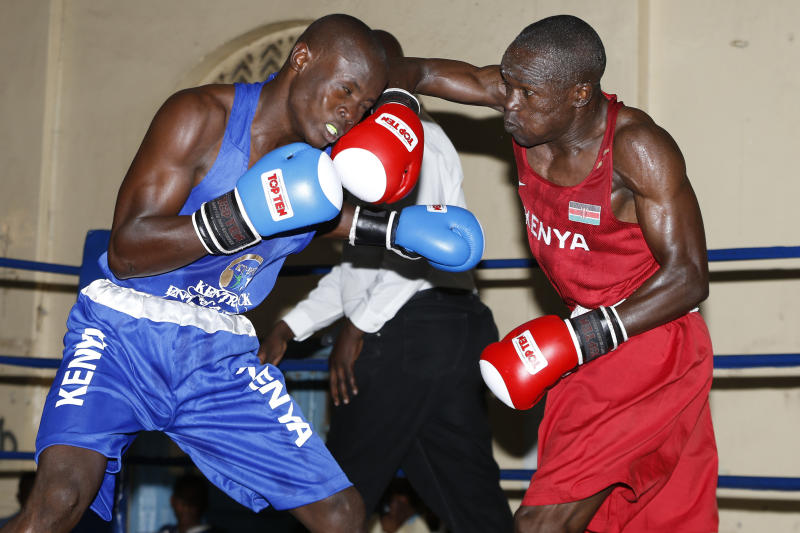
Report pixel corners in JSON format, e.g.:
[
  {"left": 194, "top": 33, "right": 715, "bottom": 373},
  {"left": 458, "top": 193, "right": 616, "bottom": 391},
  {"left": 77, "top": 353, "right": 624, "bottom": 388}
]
[
  {"left": 332, "top": 88, "right": 424, "bottom": 204},
  {"left": 349, "top": 204, "right": 484, "bottom": 272},
  {"left": 480, "top": 306, "right": 628, "bottom": 409}
]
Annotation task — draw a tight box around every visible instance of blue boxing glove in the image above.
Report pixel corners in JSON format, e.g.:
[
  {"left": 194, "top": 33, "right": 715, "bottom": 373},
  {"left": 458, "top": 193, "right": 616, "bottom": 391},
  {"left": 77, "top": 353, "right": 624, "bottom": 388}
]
[
  {"left": 192, "top": 143, "right": 343, "bottom": 254},
  {"left": 349, "top": 204, "right": 484, "bottom": 272}
]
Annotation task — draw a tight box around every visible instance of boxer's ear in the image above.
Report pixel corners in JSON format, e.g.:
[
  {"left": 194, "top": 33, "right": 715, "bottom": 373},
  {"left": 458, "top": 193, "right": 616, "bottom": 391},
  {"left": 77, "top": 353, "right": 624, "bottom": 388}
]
[
  {"left": 573, "top": 82, "right": 593, "bottom": 108},
  {"left": 289, "top": 42, "right": 312, "bottom": 73}
]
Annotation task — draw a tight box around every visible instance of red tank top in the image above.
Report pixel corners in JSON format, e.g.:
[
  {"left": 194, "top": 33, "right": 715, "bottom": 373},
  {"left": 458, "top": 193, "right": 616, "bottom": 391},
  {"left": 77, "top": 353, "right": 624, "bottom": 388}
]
[{"left": 514, "top": 94, "right": 659, "bottom": 310}]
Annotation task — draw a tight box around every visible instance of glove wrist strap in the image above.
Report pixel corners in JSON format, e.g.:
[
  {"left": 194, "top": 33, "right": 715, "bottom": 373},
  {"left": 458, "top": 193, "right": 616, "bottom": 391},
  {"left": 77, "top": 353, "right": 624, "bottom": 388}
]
[
  {"left": 349, "top": 206, "right": 394, "bottom": 247},
  {"left": 349, "top": 206, "right": 420, "bottom": 259},
  {"left": 566, "top": 306, "right": 628, "bottom": 365},
  {"left": 375, "top": 88, "right": 421, "bottom": 115},
  {"left": 192, "top": 190, "right": 261, "bottom": 255}
]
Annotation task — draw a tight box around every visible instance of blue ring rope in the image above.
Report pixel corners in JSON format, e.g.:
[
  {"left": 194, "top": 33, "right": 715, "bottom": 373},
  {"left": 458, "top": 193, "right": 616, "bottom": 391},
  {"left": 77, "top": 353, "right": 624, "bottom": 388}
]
[
  {"left": 0, "top": 452, "right": 36, "bottom": 461},
  {"left": 2, "top": 245, "right": 800, "bottom": 494},
  {"left": 707, "top": 246, "right": 800, "bottom": 262},
  {"left": 499, "top": 470, "right": 800, "bottom": 490},
  {"left": 716, "top": 475, "right": 800, "bottom": 491},
  {"left": 0, "top": 453, "right": 794, "bottom": 491},
  {"left": 713, "top": 354, "right": 800, "bottom": 369},
  {"left": 0, "top": 355, "right": 61, "bottom": 368},
  {"left": 3, "top": 354, "right": 800, "bottom": 371},
  {"left": 280, "top": 355, "right": 800, "bottom": 372},
  {"left": 0, "top": 257, "right": 82, "bottom": 276},
  {"left": 2, "top": 245, "right": 799, "bottom": 278}
]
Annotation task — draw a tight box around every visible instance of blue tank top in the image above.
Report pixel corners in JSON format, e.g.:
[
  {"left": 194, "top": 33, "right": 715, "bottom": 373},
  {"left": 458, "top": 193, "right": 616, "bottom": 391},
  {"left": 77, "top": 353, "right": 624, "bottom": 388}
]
[{"left": 98, "top": 77, "right": 315, "bottom": 314}]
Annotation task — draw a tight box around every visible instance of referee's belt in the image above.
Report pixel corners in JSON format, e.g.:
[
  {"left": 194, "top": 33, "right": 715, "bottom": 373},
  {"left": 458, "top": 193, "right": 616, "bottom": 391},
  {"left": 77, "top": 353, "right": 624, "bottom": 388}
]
[{"left": 408, "top": 287, "right": 476, "bottom": 303}]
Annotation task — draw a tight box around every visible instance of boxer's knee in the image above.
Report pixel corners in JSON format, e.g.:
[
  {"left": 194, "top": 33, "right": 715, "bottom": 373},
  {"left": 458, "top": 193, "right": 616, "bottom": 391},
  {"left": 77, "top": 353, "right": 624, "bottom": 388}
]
[
  {"left": 14, "top": 445, "right": 107, "bottom": 533},
  {"left": 24, "top": 484, "right": 83, "bottom": 529},
  {"left": 514, "top": 504, "right": 582, "bottom": 533},
  {"left": 323, "top": 487, "right": 366, "bottom": 532},
  {"left": 290, "top": 486, "right": 366, "bottom": 533},
  {"left": 515, "top": 486, "right": 613, "bottom": 533},
  {"left": 515, "top": 505, "right": 548, "bottom": 533}
]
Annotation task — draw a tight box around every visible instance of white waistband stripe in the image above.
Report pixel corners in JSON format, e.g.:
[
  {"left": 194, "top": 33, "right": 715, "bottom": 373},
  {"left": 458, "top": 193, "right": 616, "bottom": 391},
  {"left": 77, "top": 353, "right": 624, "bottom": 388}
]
[{"left": 82, "top": 279, "right": 256, "bottom": 337}]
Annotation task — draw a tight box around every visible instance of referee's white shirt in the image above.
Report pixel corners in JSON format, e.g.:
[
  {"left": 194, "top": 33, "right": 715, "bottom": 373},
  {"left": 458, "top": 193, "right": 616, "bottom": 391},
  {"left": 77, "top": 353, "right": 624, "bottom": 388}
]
[{"left": 283, "top": 118, "right": 476, "bottom": 340}]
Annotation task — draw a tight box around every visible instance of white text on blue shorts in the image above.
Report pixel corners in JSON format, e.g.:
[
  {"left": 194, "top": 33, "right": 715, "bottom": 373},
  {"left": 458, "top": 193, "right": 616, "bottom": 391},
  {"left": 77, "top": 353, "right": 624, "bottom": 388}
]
[
  {"left": 55, "top": 328, "right": 107, "bottom": 407},
  {"left": 237, "top": 366, "right": 312, "bottom": 447}
]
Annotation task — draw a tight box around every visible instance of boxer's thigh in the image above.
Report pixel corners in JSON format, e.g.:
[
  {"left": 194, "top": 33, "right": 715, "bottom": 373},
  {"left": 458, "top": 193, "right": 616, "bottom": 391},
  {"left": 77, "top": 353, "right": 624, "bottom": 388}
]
[
  {"left": 167, "top": 353, "right": 351, "bottom": 512},
  {"left": 36, "top": 292, "right": 165, "bottom": 519}
]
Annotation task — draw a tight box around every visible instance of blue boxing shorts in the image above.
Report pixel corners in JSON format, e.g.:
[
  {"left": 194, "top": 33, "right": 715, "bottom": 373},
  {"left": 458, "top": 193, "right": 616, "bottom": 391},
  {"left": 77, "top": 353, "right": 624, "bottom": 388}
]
[{"left": 36, "top": 279, "right": 351, "bottom": 521}]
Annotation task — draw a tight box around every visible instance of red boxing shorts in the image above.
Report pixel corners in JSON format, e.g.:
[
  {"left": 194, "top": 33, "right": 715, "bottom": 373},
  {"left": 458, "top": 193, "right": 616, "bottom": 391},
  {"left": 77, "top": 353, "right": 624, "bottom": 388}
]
[{"left": 521, "top": 312, "right": 718, "bottom": 532}]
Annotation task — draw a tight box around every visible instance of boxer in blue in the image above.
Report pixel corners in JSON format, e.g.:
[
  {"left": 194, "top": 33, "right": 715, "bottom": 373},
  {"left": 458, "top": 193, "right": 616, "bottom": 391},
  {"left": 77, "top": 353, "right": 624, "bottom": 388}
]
[{"left": 2, "top": 16, "right": 485, "bottom": 533}]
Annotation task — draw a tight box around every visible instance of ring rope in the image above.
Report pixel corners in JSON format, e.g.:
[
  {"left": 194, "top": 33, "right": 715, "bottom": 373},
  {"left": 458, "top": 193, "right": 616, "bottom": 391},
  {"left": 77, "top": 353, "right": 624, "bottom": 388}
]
[
  {"left": 1, "top": 244, "right": 798, "bottom": 494},
  {"left": 2, "top": 245, "right": 800, "bottom": 279},
  {"left": 4, "top": 353, "right": 800, "bottom": 371},
  {"left": 0, "top": 451, "right": 795, "bottom": 492},
  {"left": 498, "top": 469, "right": 800, "bottom": 491}
]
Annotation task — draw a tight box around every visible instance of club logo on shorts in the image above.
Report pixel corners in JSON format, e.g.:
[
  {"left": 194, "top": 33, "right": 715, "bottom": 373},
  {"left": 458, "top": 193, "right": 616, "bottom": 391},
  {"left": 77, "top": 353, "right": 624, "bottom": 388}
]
[
  {"left": 512, "top": 330, "right": 549, "bottom": 375},
  {"left": 219, "top": 254, "right": 263, "bottom": 293},
  {"left": 426, "top": 204, "right": 447, "bottom": 213},
  {"left": 261, "top": 169, "right": 294, "bottom": 221},
  {"left": 375, "top": 113, "right": 418, "bottom": 152}
]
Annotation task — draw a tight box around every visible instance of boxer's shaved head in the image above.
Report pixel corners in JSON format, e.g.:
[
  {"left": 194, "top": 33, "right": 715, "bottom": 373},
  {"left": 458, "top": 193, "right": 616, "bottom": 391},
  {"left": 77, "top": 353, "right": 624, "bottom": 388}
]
[
  {"left": 503, "top": 14, "right": 606, "bottom": 88},
  {"left": 283, "top": 14, "right": 388, "bottom": 148},
  {"left": 373, "top": 29, "right": 404, "bottom": 60},
  {"left": 296, "top": 14, "right": 386, "bottom": 67}
]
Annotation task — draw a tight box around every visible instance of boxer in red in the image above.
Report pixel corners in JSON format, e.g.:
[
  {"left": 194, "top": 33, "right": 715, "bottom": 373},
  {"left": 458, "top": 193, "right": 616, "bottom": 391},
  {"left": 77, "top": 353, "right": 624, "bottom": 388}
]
[{"left": 390, "top": 14, "right": 718, "bottom": 533}]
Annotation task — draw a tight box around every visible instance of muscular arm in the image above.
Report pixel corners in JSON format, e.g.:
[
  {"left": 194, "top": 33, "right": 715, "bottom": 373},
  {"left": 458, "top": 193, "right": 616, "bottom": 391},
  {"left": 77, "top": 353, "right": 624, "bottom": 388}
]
[
  {"left": 612, "top": 115, "right": 709, "bottom": 336},
  {"left": 317, "top": 202, "right": 356, "bottom": 240},
  {"left": 317, "top": 58, "right": 503, "bottom": 237},
  {"left": 390, "top": 57, "right": 506, "bottom": 111},
  {"left": 107, "top": 89, "right": 226, "bottom": 278}
]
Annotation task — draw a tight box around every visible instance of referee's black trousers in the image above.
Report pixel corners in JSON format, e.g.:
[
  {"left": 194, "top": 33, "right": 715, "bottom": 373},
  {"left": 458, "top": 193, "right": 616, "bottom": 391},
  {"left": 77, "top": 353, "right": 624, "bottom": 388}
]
[{"left": 326, "top": 288, "right": 513, "bottom": 533}]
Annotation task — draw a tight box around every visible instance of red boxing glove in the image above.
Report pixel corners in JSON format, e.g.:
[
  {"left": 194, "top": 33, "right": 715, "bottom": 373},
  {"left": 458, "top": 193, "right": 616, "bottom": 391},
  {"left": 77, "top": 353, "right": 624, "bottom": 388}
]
[
  {"left": 331, "top": 88, "right": 424, "bottom": 204},
  {"left": 479, "top": 316, "right": 579, "bottom": 409},
  {"left": 480, "top": 307, "right": 628, "bottom": 410}
]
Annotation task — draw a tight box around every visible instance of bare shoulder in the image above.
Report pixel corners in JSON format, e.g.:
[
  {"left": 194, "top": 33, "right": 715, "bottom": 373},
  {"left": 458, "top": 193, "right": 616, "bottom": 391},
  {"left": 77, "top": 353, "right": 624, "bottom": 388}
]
[
  {"left": 148, "top": 84, "right": 235, "bottom": 160},
  {"left": 612, "top": 105, "right": 686, "bottom": 192},
  {"left": 166, "top": 84, "right": 233, "bottom": 113},
  {"left": 614, "top": 105, "right": 681, "bottom": 158}
]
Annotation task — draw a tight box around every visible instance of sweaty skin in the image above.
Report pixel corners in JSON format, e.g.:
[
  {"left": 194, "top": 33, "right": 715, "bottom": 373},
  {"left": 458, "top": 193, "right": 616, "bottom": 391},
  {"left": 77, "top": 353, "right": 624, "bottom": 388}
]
[
  {"left": 6, "top": 15, "right": 387, "bottom": 533},
  {"left": 389, "top": 49, "right": 708, "bottom": 338},
  {"left": 107, "top": 21, "right": 386, "bottom": 280},
  {"left": 389, "top": 44, "right": 709, "bottom": 533}
]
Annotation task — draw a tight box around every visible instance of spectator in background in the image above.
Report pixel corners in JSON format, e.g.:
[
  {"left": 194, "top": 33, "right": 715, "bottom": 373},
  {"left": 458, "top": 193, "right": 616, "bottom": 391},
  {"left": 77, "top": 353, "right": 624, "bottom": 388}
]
[
  {"left": 369, "top": 479, "right": 436, "bottom": 533},
  {"left": 157, "top": 473, "right": 225, "bottom": 533}
]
